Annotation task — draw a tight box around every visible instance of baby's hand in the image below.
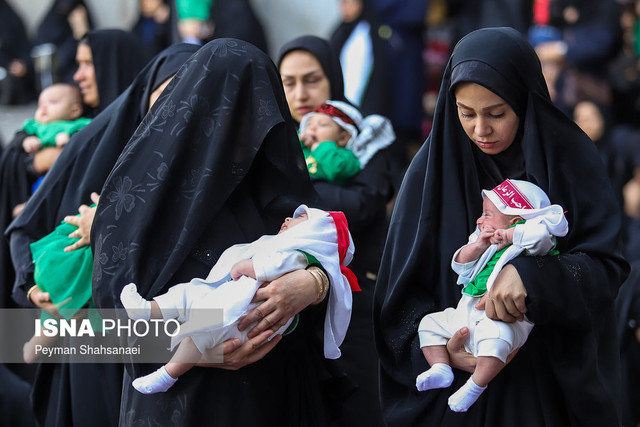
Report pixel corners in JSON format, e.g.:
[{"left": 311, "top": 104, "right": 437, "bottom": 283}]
[
  {"left": 299, "top": 131, "right": 314, "bottom": 148},
  {"left": 475, "top": 228, "right": 494, "bottom": 251},
  {"left": 22, "top": 136, "right": 42, "bottom": 154},
  {"left": 491, "top": 228, "right": 514, "bottom": 249},
  {"left": 231, "top": 259, "right": 256, "bottom": 281},
  {"left": 55, "top": 132, "right": 71, "bottom": 147}
]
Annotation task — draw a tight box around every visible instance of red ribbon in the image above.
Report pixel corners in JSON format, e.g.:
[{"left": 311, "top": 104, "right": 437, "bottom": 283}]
[{"left": 328, "top": 211, "right": 360, "bottom": 291}]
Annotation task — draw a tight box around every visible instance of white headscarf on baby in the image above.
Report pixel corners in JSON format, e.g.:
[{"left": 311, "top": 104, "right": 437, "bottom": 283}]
[
  {"left": 299, "top": 100, "right": 396, "bottom": 169},
  {"left": 290, "top": 204, "right": 357, "bottom": 358}
]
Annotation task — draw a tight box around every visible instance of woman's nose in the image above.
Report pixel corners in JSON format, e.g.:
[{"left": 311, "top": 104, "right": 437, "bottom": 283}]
[
  {"left": 475, "top": 117, "right": 491, "bottom": 137},
  {"left": 293, "top": 82, "right": 307, "bottom": 101}
]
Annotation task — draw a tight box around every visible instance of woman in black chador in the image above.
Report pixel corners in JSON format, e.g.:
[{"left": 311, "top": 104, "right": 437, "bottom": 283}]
[
  {"left": 374, "top": 27, "right": 628, "bottom": 426},
  {"left": 91, "top": 38, "right": 342, "bottom": 426},
  {"left": 6, "top": 43, "right": 199, "bottom": 427},
  {"left": 0, "top": 30, "right": 145, "bottom": 314}
]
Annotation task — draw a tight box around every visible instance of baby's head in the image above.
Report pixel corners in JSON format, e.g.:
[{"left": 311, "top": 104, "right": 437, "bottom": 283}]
[
  {"left": 279, "top": 210, "right": 309, "bottom": 234},
  {"left": 480, "top": 179, "right": 569, "bottom": 236},
  {"left": 299, "top": 100, "right": 362, "bottom": 148},
  {"left": 34, "top": 83, "right": 84, "bottom": 124}
]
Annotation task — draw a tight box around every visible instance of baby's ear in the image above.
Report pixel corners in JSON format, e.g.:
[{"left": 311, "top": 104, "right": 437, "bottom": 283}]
[
  {"left": 510, "top": 216, "right": 524, "bottom": 225},
  {"left": 337, "top": 129, "right": 351, "bottom": 147},
  {"left": 70, "top": 102, "right": 83, "bottom": 119}
]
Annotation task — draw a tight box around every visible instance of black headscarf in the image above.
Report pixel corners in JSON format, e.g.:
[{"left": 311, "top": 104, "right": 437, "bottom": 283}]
[
  {"left": 83, "top": 29, "right": 146, "bottom": 116},
  {"left": 7, "top": 43, "right": 200, "bottom": 307},
  {"left": 91, "top": 38, "right": 314, "bottom": 308},
  {"left": 277, "top": 35, "right": 346, "bottom": 106},
  {"left": 208, "top": 0, "right": 268, "bottom": 53},
  {"left": 374, "top": 27, "right": 628, "bottom": 426}
]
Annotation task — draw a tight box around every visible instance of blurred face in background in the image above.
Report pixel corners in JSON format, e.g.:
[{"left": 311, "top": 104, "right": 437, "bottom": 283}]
[
  {"left": 279, "top": 50, "right": 331, "bottom": 123},
  {"left": 573, "top": 101, "right": 604, "bottom": 143},
  {"left": 340, "top": 0, "right": 363, "bottom": 22}
]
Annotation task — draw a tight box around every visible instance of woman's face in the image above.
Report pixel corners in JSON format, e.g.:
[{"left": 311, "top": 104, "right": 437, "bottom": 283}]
[
  {"left": 454, "top": 82, "right": 520, "bottom": 155},
  {"left": 279, "top": 50, "right": 331, "bottom": 123},
  {"left": 73, "top": 43, "right": 99, "bottom": 108}
]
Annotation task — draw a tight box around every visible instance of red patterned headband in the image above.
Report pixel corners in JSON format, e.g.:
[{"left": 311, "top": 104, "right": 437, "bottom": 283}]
[
  {"left": 491, "top": 179, "right": 534, "bottom": 210},
  {"left": 314, "top": 103, "right": 356, "bottom": 127}
]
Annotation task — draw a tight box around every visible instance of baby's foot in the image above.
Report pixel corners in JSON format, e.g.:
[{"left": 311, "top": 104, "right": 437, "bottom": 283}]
[
  {"left": 416, "top": 363, "right": 454, "bottom": 391},
  {"left": 132, "top": 366, "right": 177, "bottom": 394},
  {"left": 120, "top": 283, "right": 151, "bottom": 320},
  {"left": 448, "top": 376, "right": 486, "bottom": 412}
]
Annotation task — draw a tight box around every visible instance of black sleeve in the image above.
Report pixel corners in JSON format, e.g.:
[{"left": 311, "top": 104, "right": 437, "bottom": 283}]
[{"left": 9, "top": 230, "right": 36, "bottom": 307}]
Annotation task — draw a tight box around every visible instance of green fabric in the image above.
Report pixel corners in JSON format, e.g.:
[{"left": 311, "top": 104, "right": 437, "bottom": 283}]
[
  {"left": 175, "top": 0, "right": 213, "bottom": 20},
  {"left": 283, "top": 314, "right": 299, "bottom": 336},
  {"left": 22, "top": 117, "right": 92, "bottom": 148},
  {"left": 297, "top": 250, "right": 321, "bottom": 267},
  {"left": 30, "top": 211, "right": 94, "bottom": 320},
  {"left": 463, "top": 246, "right": 510, "bottom": 296},
  {"left": 302, "top": 140, "right": 360, "bottom": 186}
]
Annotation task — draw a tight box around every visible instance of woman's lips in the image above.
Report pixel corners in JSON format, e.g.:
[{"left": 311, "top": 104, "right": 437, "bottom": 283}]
[
  {"left": 297, "top": 106, "right": 313, "bottom": 116},
  {"left": 476, "top": 140, "right": 496, "bottom": 148}
]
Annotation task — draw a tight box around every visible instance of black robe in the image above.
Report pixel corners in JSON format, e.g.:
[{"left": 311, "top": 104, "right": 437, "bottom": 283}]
[
  {"left": 208, "top": 0, "right": 268, "bottom": 54},
  {"left": 374, "top": 27, "right": 629, "bottom": 426},
  {"left": 616, "top": 260, "right": 640, "bottom": 427},
  {"left": 33, "top": 0, "right": 95, "bottom": 84},
  {"left": 5, "top": 43, "right": 200, "bottom": 427},
  {"left": 0, "top": 0, "right": 34, "bottom": 105},
  {"left": 330, "top": 0, "right": 391, "bottom": 119},
  {"left": 90, "top": 38, "right": 343, "bottom": 426}
]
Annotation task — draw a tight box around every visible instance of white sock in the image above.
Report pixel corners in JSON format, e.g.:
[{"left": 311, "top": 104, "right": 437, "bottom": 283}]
[
  {"left": 448, "top": 376, "right": 487, "bottom": 412},
  {"left": 416, "top": 363, "right": 454, "bottom": 391},
  {"left": 120, "top": 283, "right": 151, "bottom": 320},
  {"left": 132, "top": 366, "right": 177, "bottom": 394}
]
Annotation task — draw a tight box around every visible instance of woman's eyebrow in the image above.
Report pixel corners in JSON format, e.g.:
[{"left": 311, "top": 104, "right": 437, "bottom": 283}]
[{"left": 456, "top": 101, "right": 505, "bottom": 111}]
